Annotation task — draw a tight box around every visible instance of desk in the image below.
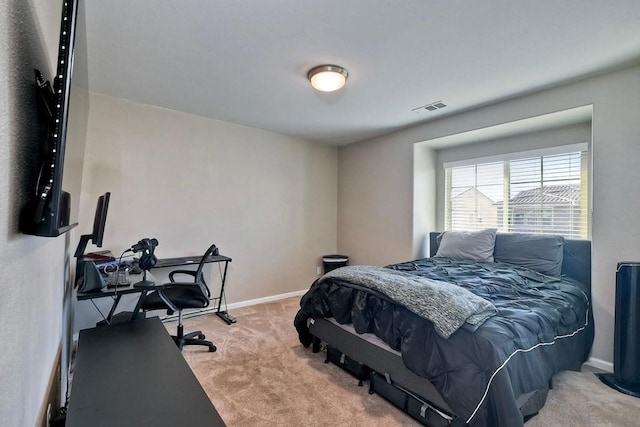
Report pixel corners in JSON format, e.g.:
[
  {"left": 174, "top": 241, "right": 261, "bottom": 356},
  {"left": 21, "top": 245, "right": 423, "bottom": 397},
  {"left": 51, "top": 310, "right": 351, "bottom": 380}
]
[
  {"left": 66, "top": 317, "right": 226, "bottom": 427},
  {"left": 77, "top": 254, "right": 233, "bottom": 324},
  {"left": 153, "top": 254, "right": 230, "bottom": 269},
  {"left": 76, "top": 276, "right": 153, "bottom": 324}
]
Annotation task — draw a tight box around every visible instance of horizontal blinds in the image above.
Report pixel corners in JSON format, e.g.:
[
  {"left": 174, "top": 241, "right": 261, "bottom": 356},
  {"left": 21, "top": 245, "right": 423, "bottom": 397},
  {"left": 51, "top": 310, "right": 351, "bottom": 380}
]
[
  {"left": 443, "top": 142, "right": 589, "bottom": 169},
  {"left": 448, "top": 162, "right": 503, "bottom": 231},
  {"left": 445, "top": 147, "right": 588, "bottom": 239}
]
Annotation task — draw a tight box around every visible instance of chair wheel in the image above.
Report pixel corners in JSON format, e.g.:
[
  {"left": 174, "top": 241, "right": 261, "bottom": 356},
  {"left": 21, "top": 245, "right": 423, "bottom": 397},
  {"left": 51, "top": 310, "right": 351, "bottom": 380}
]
[
  {"left": 209, "top": 345, "right": 217, "bottom": 352},
  {"left": 198, "top": 334, "right": 205, "bottom": 340}
]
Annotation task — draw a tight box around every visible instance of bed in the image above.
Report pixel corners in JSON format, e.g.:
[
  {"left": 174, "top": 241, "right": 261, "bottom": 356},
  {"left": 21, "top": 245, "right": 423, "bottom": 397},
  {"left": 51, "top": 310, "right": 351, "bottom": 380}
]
[{"left": 294, "top": 230, "right": 593, "bottom": 426}]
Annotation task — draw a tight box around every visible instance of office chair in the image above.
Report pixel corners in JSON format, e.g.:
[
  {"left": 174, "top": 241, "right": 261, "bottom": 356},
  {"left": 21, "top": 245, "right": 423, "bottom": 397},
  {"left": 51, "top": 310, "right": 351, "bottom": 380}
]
[{"left": 141, "top": 244, "right": 219, "bottom": 352}]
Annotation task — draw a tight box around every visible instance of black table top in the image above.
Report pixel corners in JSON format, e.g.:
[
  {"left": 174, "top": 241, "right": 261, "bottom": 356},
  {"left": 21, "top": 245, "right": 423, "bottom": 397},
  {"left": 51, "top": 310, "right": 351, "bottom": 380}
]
[
  {"left": 66, "top": 317, "right": 225, "bottom": 427},
  {"left": 77, "top": 254, "right": 231, "bottom": 300},
  {"left": 76, "top": 274, "right": 150, "bottom": 300},
  {"left": 153, "top": 254, "right": 231, "bottom": 269}
]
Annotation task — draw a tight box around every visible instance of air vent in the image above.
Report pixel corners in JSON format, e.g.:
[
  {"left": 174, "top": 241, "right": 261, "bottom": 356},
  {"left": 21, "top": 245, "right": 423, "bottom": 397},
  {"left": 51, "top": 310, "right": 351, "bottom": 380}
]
[{"left": 412, "top": 101, "right": 447, "bottom": 114}]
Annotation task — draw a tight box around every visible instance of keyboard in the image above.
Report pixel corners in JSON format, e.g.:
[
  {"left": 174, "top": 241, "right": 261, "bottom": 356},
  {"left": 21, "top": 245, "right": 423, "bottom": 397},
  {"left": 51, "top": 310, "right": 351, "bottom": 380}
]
[{"left": 106, "top": 271, "right": 131, "bottom": 287}]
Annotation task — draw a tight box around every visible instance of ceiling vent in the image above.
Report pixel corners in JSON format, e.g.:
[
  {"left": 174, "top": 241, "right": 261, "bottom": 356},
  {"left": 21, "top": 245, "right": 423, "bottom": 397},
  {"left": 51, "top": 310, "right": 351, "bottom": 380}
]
[{"left": 412, "top": 101, "right": 447, "bottom": 114}]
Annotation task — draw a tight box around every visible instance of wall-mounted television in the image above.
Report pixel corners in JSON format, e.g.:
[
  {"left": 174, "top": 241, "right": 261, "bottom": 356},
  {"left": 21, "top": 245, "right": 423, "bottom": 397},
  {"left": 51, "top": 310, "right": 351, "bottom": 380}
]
[{"left": 20, "top": 0, "right": 88, "bottom": 237}]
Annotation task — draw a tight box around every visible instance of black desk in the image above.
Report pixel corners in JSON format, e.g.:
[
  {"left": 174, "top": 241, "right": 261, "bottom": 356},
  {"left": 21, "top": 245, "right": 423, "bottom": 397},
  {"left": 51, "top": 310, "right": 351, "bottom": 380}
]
[
  {"left": 77, "top": 254, "right": 233, "bottom": 324},
  {"left": 66, "top": 317, "right": 225, "bottom": 427},
  {"left": 76, "top": 275, "right": 154, "bottom": 324},
  {"left": 153, "top": 254, "right": 230, "bottom": 269}
]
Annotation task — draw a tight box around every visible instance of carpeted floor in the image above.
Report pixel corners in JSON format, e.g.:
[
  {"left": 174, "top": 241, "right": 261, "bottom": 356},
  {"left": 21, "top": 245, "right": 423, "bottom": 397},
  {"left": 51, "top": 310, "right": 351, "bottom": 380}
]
[{"left": 171, "top": 297, "right": 640, "bottom": 426}]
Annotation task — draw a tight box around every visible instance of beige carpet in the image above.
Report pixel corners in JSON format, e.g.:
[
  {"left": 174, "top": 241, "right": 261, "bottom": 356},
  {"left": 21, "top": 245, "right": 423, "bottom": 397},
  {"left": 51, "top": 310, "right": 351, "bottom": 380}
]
[{"left": 171, "top": 297, "right": 640, "bottom": 426}]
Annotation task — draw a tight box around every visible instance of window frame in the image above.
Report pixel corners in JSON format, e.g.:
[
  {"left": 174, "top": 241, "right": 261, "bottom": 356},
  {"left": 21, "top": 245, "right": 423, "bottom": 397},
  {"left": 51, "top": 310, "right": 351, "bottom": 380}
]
[{"left": 443, "top": 143, "right": 590, "bottom": 239}]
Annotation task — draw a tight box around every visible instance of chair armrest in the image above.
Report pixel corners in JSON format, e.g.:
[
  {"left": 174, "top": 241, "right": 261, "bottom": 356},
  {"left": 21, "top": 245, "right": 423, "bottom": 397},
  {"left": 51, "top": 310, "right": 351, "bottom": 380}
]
[
  {"left": 168, "top": 270, "right": 211, "bottom": 298},
  {"left": 155, "top": 288, "right": 179, "bottom": 312},
  {"left": 169, "top": 270, "right": 197, "bottom": 282}
]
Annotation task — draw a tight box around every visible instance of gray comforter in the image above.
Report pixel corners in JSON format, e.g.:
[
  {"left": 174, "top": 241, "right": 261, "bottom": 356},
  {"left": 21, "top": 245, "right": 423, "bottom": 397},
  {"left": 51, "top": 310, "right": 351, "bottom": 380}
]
[{"left": 322, "top": 265, "right": 496, "bottom": 338}]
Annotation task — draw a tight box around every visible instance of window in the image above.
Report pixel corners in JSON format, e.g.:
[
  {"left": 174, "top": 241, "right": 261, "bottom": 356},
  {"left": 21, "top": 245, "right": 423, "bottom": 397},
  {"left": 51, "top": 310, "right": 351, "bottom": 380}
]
[{"left": 444, "top": 143, "right": 589, "bottom": 239}]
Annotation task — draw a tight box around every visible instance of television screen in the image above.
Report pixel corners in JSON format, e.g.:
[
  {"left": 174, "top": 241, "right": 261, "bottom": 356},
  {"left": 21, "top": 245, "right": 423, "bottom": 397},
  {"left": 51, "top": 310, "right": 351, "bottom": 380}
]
[{"left": 20, "top": 0, "right": 88, "bottom": 237}]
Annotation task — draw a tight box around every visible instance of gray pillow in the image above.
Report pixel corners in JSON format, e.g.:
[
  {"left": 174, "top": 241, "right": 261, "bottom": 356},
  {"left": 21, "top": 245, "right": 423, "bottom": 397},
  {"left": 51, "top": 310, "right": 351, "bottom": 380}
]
[
  {"left": 494, "top": 233, "right": 565, "bottom": 277},
  {"left": 434, "top": 229, "right": 497, "bottom": 262}
]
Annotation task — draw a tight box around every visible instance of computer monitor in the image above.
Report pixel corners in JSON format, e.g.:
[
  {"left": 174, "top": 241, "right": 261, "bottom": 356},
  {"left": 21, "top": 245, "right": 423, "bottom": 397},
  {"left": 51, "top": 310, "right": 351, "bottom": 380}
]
[{"left": 74, "top": 192, "right": 111, "bottom": 258}]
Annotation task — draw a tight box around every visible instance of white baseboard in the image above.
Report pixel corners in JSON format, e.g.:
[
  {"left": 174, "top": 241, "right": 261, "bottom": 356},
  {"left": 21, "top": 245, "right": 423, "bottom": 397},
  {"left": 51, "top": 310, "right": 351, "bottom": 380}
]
[
  {"left": 162, "top": 289, "right": 308, "bottom": 322},
  {"left": 585, "top": 357, "right": 613, "bottom": 372},
  {"left": 226, "top": 289, "right": 307, "bottom": 310}
]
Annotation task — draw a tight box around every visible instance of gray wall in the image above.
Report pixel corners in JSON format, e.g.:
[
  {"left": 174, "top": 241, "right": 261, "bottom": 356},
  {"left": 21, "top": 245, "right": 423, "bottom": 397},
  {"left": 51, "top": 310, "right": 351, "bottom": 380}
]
[
  {"left": 338, "top": 137, "right": 416, "bottom": 266},
  {"left": 338, "top": 64, "right": 640, "bottom": 368},
  {"left": 1, "top": 1, "right": 69, "bottom": 426},
  {"left": 75, "top": 93, "right": 338, "bottom": 330}
]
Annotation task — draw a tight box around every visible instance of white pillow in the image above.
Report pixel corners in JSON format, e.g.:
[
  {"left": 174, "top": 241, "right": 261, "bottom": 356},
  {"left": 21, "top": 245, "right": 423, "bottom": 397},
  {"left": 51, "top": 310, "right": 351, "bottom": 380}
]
[{"left": 434, "top": 229, "right": 497, "bottom": 262}]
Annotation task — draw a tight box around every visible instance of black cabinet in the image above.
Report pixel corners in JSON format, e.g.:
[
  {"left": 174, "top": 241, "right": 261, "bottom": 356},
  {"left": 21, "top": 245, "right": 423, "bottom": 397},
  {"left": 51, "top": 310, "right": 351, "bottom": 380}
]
[{"left": 599, "top": 262, "right": 640, "bottom": 397}]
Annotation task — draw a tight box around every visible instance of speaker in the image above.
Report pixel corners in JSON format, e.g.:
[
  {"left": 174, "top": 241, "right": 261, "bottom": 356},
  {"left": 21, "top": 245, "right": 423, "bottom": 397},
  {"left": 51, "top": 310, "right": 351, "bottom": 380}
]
[
  {"left": 77, "top": 261, "right": 106, "bottom": 292},
  {"left": 598, "top": 261, "right": 640, "bottom": 397}
]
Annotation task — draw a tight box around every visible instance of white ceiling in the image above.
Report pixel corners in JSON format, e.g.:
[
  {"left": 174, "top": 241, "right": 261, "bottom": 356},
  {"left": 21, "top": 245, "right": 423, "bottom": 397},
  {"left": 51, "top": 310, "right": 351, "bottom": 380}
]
[{"left": 84, "top": 1, "right": 640, "bottom": 146}]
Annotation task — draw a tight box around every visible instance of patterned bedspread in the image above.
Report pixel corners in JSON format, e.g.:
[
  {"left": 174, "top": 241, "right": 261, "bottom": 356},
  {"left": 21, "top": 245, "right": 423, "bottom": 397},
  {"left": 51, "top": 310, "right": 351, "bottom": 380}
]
[{"left": 294, "top": 258, "right": 594, "bottom": 427}]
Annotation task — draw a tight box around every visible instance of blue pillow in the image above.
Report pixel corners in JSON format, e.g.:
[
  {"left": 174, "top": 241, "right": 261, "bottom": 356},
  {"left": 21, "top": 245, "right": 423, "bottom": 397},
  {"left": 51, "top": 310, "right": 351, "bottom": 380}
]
[{"left": 494, "top": 233, "right": 565, "bottom": 277}]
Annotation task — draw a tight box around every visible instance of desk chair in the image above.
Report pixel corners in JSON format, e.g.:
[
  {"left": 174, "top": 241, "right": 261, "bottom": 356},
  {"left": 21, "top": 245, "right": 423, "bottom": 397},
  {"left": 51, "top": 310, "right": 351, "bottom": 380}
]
[{"left": 141, "top": 244, "right": 218, "bottom": 352}]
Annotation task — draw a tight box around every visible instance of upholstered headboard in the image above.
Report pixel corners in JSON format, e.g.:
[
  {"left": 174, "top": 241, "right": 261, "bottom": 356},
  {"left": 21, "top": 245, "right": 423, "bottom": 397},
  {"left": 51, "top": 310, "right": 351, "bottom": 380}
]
[{"left": 428, "top": 232, "right": 592, "bottom": 289}]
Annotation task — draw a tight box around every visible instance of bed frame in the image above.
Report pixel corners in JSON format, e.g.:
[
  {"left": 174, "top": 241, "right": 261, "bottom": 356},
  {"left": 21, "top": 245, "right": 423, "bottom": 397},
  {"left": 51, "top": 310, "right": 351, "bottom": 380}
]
[{"left": 308, "top": 233, "right": 592, "bottom": 426}]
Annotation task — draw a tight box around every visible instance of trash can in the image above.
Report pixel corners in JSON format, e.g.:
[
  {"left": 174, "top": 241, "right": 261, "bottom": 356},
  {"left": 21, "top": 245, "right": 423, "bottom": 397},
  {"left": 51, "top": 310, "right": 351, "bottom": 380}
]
[
  {"left": 598, "top": 261, "right": 640, "bottom": 397},
  {"left": 322, "top": 254, "right": 349, "bottom": 274}
]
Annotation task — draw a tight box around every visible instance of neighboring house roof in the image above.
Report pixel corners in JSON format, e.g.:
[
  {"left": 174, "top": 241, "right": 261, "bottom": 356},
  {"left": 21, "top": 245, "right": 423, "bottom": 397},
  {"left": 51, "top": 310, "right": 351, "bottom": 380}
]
[
  {"left": 452, "top": 187, "right": 496, "bottom": 204},
  {"left": 509, "top": 184, "right": 580, "bottom": 206}
]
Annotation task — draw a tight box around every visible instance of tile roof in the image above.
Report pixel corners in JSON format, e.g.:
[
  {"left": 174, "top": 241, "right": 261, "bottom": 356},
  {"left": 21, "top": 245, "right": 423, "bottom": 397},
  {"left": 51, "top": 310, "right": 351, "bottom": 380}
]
[{"left": 509, "top": 184, "right": 580, "bottom": 205}]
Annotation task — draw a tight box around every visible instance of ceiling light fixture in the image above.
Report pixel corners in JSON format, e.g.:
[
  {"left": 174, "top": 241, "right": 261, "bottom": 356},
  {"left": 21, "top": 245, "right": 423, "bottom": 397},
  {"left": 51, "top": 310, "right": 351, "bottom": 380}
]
[{"left": 307, "top": 65, "right": 348, "bottom": 92}]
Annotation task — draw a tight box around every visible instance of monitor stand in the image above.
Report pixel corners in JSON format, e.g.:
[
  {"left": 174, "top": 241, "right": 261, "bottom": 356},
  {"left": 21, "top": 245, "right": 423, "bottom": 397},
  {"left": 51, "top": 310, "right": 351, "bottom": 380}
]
[
  {"left": 133, "top": 271, "right": 155, "bottom": 288},
  {"left": 74, "top": 234, "right": 92, "bottom": 258}
]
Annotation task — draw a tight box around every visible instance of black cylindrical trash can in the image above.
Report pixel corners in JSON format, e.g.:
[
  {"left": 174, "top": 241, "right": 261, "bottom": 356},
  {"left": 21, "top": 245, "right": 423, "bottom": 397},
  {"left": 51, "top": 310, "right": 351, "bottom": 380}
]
[
  {"left": 322, "top": 254, "right": 348, "bottom": 274},
  {"left": 599, "top": 261, "right": 640, "bottom": 397}
]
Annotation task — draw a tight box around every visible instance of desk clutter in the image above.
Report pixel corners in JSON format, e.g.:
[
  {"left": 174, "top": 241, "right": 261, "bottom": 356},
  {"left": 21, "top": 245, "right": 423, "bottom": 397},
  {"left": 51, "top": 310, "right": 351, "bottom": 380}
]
[
  {"left": 75, "top": 239, "right": 235, "bottom": 334},
  {"left": 76, "top": 256, "right": 145, "bottom": 291},
  {"left": 76, "top": 237, "right": 159, "bottom": 292}
]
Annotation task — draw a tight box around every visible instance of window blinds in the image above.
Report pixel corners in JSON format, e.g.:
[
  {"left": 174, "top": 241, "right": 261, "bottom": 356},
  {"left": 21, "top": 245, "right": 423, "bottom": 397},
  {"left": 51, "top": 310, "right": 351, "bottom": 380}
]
[{"left": 444, "top": 144, "right": 589, "bottom": 239}]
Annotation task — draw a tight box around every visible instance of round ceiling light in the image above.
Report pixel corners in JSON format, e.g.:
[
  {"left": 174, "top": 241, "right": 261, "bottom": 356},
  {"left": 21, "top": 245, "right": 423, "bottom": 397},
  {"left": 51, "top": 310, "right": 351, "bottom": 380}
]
[{"left": 307, "top": 65, "right": 348, "bottom": 92}]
